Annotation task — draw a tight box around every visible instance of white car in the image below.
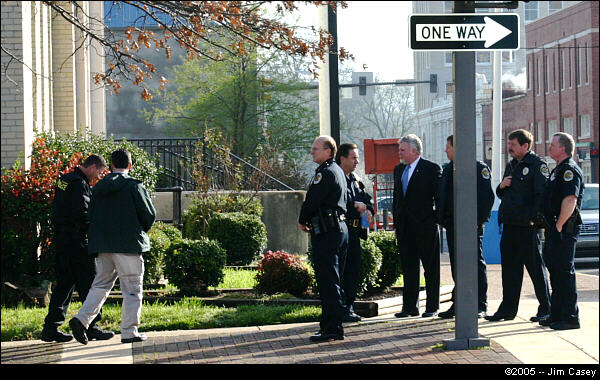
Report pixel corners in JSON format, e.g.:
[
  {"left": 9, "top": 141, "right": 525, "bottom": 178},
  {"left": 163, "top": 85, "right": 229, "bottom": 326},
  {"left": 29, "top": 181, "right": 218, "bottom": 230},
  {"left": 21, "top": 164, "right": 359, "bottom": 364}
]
[{"left": 576, "top": 183, "right": 599, "bottom": 264}]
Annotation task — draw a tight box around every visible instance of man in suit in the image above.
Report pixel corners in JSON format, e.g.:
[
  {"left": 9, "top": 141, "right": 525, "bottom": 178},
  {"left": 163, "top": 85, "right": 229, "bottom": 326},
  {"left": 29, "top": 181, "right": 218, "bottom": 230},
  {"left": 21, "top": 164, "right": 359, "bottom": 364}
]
[{"left": 393, "top": 134, "right": 443, "bottom": 318}]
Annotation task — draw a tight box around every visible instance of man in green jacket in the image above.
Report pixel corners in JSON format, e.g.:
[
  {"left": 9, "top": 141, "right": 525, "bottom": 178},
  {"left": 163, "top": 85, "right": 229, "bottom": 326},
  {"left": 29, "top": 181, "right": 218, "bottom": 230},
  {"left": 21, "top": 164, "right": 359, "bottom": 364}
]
[{"left": 69, "top": 149, "right": 156, "bottom": 345}]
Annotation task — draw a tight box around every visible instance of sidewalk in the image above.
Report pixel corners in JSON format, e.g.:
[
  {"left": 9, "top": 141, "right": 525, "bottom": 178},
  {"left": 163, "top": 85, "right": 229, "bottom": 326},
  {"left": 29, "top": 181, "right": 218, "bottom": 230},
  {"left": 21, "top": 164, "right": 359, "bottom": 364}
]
[{"left": 2, "top": 256, "right": 598, "bottom": 364}]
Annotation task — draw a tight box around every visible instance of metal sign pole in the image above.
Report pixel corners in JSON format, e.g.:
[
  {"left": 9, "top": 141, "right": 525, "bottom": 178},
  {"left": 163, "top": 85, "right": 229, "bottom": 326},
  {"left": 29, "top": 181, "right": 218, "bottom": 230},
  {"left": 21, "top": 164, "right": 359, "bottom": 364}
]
[{"left": 443, "top": 1, "right": 490, "bottom": 350}]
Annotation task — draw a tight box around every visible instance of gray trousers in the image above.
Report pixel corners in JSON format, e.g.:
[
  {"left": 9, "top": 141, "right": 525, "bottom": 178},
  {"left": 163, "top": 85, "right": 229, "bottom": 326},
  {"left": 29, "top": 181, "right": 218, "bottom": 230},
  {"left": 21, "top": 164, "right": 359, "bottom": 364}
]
[{"left": 75, "top": 253, "right": 144, "bottom": 339}]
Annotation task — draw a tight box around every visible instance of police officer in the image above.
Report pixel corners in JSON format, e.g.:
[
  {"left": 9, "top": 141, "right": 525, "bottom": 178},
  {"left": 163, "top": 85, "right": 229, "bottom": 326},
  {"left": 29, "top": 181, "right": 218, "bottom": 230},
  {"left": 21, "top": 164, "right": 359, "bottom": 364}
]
[
  {"left": 486, "top": 129, "right": 551, "bottom": 322},
  {"left": 41, "top": 154, "right": 115, "bottom": 343},
  {"left": 438, "top": 135, "right": 495, "bottom": 319},
  {"left": 299, "top": 136, "right": 349, "bottom": 342},
  {"left": 539, "top": 132, "right": 584, "bottom": 330},
  {"left": 335, "top": 143, "right": 374, "bottom": 323}
]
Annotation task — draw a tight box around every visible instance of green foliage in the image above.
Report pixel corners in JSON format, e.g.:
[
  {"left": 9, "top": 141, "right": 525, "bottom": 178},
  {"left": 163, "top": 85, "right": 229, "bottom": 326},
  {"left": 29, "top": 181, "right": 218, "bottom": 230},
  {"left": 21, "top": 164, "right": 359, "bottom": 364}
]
[
  {"left": 152, "top": 221, "right": 183, "bottom": 244},
  {"left": 365, "top": 231, "right": 402, "bottom": 293},
  {"left": 255, "top": 250, "right": 313, "bottom": 297},
  {"left": 206, "top": 212, "right": 267, "bottom": 265},
  {"left": 183, "top": 193, "right": 263, "bottom": 239},
  {"left": 357, "top": 238, "right": 383, "bottom": 296},
  {"left": 35, "top": 130, "right": 159, "bottom": 194},
  {"left": 164, "top": 238, "right": 227, "bottom": 295},
  {"left": 145, "top": 224, "right": 170, "bottom": 285}
]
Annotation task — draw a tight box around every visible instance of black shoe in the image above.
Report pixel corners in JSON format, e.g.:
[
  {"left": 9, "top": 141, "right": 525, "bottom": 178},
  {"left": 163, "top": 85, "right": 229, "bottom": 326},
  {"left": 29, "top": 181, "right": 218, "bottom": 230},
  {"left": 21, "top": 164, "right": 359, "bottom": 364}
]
[
  {"left": 530, "top": 314, "right": 549, "bottom": 322},
  {"left": 395, "top": 310, "right": 419, "bottom": 318},
  {"left": 477, "top": 311, "right": 488, "bottom": 319},
  {"left": 539, "top": 316, "right": 555, "bottom": 326},
  {"left": 41, "top": 328, "right": 73, "bottom": 343},
  {"left": 342, "top": 312, "right": 362, "bottom": 322},
  {"left": 438, "top": 308, "right": 455, "bottom": 319},
  {"left": 309, "top": 331, "right": 344, "bottom": 342},
  {"left": 422, "top": 311, "right": 437, "bottom": 318},
  {"left": 121, "top": 334, "right": 148, "bottom": 343},
  {"left": 550, "top": 321, "right": 580, "bottom": 330},
  {"left": 87, "top": 326, "right": 115, "bottom": 341},
  {"left": 69, "top": 318, "right": 88, "bottom": 345},
  {"left": 484, "top": 313, "right": 515, "bottom": 322}
]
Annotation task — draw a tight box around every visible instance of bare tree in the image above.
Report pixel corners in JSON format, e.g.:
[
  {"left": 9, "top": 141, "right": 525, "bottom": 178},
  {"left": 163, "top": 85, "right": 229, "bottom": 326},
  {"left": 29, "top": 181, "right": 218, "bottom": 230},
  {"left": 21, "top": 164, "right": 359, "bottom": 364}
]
[{"left": 1, "top": 1, "right": 353, "bottom": 100}]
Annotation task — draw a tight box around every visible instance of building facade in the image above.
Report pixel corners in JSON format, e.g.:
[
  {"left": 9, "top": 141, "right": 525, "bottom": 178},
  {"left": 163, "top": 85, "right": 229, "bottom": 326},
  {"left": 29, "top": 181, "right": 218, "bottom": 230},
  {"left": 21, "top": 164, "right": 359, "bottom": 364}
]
[
  {"left": 482, "top": 1, "right": 599, "bottom": 183},
  {"left": 411, "top": 1, "right": 582, "bottom": 167},
  {"left": 1, "top": 1, "right": 106, "bottom": 170}
]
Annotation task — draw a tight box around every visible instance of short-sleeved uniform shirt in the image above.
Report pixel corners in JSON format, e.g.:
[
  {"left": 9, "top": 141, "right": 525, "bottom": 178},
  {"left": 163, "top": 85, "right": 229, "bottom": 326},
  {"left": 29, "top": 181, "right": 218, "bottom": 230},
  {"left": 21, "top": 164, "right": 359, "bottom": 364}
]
[{"left": 542, "top": 158, "right": 584, "bottom": 222}]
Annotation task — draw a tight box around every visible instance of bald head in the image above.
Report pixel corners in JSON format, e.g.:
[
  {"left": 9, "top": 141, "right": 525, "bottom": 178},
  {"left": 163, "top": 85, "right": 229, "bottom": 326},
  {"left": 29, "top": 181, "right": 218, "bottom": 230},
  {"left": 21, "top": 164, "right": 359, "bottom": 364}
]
[{"left": 311, "top": 135, "right": 337, "bottom": 165}]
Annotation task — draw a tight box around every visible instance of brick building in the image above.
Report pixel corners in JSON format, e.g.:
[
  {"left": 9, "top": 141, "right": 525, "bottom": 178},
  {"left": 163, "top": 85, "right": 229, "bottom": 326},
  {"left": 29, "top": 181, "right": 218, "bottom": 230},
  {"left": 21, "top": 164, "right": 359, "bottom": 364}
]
[{"left": 482, "top": 1, "right": 599, "bottom": 183}]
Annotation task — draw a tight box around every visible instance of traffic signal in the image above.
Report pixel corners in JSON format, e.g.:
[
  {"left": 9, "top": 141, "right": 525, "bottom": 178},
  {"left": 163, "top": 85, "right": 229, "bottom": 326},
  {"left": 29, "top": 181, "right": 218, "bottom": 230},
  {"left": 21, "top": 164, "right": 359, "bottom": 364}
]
[
  {"left": 430, "top": 74, "right": 438, "bottom": 93},
  {"left": 359, "top": 76, "right": 367, "bottom": 96},
  {"left": 591, "top": 148, "right": 599, "bottom": 159}
]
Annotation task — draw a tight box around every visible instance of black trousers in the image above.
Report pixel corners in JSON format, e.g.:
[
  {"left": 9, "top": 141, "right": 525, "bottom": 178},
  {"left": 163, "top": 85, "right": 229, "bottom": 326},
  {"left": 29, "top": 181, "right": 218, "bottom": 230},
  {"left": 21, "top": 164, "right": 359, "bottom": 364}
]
[
  {"left": 445, "top": 224, "right": 488, "bottom": 312},
  {"left": 311, "top": 222, "right": 348, "bottom": 335},
  {"left": 543, "top": 225, "right": 580, "bottom": 324},
  {"left": 397, "top": 222, "right": 440, "bottom": 313},
  {"left": 44, "top": 234, "right": 101, "bottom": 330},
  {"left": 497, "top": 224, "right": 551, "bottom": 317},
  {"left": 341, "top": 226, "right": 362, "bottom": 313}
]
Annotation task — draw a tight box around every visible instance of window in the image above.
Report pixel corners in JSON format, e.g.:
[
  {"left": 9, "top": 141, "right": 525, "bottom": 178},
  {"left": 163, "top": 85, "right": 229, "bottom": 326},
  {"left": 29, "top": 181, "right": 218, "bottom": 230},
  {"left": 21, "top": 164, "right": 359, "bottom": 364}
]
[
  {"left": 477, "top": 52, "right": 491, "bottom": 64},
  {"left": 445, "top": 82, "right": 454, "bottom": 95},
  {"left": 582, "top": 161, "right": 591, "bottom": 184},
  {"left": 537, "top": 57, "right": 542, "bottom": 96},
  {"left": 579, "top": 114, "right": 591, "bottom": 138},
  {"left": 547, "top": 120, "right": 557, "bottom": 142},
  {"left": 578, "top": 44, "right": 586, "bottom": 86},
  {"left": 568, "top": 47, "right": 572, "bottom": 88},
  {"left": 525, "top": 2, "right": 539, "bottom": 21},
  {"left": 585, "top": 43, "right": 589, "bottom": 84},
  {"left": 527, "top": 59, "right": 532, "bottom": 90},
  {"left": 577, "top": 45, "right": 582, "bottom": 86},
  {"left": 563, "top": 117, "right": 574, "bottom": 137},
  {"left": 545, "top": 55, "right": 550, "bottom": 94},
  {"left": 549, "top": 1, "right": 563, "bottom": 13},
  {"left": 445, "top": 52, "right": 452, "bottom": 66},
  {"left": 553, "top": 52, "right": 557, "bottom": 92},
  {"left": 561, "top": 48, "right": 567, "bottom": 90},
  {"left": 502, "top": 51, "right": 514, "bottom": 63},
  {"left": 536, "top": 122, "right": 544, "bottom": 144}
]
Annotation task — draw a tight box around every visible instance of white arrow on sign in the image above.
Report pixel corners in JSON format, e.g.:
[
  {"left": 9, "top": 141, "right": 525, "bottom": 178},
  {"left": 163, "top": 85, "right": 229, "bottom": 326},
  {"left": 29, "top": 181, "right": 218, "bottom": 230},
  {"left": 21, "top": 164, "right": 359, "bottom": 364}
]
[{"left": 416, "top": 16, "right": 512, "bottom": 48}]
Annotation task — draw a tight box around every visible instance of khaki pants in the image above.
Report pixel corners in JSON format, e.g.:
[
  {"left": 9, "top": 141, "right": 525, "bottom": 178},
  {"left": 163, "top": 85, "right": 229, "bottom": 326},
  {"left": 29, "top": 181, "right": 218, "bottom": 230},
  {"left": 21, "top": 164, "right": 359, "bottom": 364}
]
[{"left": 75, "top": 253, "right": 144, "bottom": 339}]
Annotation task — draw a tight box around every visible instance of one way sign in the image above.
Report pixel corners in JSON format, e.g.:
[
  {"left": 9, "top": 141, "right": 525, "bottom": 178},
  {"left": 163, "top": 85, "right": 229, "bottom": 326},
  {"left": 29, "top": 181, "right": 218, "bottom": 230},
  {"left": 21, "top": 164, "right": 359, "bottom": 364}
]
[{"left": 409, "top": 14, "right": 520, "bottom": 51}]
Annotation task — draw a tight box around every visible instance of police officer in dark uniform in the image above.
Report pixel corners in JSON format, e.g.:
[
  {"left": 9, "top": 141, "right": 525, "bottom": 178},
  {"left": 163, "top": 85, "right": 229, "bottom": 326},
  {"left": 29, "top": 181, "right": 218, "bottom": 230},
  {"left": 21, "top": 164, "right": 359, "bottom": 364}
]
[
  {"left": 41, "top": 154, "right": 115, "bottom": 342},
  {"left": 335, "top": 143, "right": 374, "bottom": 323},
  {"left": 539, "top": 132, "right": 584, "bottom": 330},
  {"left": 486, "top": 129, "right": 551, "bottom": 322},
  {"left": 438, "top": 135, "right": 495, "bottom": 319},
  {"left": 299, "top": 136, "right": 349, "bottom": 342}
]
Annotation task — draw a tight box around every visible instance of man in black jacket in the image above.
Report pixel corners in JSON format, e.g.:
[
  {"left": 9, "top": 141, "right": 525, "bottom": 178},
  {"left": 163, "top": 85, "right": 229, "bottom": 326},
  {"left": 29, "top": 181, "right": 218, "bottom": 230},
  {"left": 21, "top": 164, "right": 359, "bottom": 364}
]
[
  {"left": 299, "top": 136, "right": 348, "bottom": 342},
  {"left": 42, "top": 154, "right": 115, "bottom": 343},
  {"left": 393, "top": 134, "right": 442, "bottom": 318},
  {"left": 486, "top": 129, "right": 551, "bottom": 322},
  {"left": 438, "top": 135, "right": 495, "bottom": 319}
]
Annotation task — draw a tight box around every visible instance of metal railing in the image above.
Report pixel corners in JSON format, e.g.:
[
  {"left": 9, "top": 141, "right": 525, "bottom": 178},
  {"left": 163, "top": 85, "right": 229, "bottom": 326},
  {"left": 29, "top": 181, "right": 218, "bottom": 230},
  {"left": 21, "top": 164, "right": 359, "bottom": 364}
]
[{"left": 127, "top": 137, "right": 294, "bottom": 191}]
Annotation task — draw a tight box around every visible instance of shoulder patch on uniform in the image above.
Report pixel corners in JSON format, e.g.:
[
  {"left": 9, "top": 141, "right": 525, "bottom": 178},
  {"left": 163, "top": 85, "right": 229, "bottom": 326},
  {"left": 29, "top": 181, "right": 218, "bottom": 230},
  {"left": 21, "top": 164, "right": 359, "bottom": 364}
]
[
  {"left": 540, "top": 164, "right": 550, "bottom": 178},
  {"left": 481, "top": 167, "right": 490, "bottom": 180},
  {"left": 56, "top": 179, "right": 68, "bottom": 191},
  {"left": 313, "top": 173, "right": 323, "bottom": 185},
  {"left": 522, "top": 167, "right": 529, "bottom": 176},
  {"left": 563, "top": 170, "right": 574, "bottom": 182}
]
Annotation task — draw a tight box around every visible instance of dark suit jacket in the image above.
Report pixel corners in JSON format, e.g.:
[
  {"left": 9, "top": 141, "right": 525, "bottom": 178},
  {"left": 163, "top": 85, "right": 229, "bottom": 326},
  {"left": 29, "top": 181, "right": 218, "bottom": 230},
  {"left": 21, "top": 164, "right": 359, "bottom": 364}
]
[{"left": 392, "top": 157, "right": 442, "bottom": 241}]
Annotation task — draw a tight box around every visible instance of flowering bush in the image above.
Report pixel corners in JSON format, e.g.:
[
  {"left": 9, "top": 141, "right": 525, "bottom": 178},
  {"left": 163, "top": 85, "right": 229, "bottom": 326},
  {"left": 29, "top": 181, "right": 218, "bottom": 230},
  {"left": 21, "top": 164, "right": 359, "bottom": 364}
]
[
  {"left": 255, "top": 250, "right": 313, "bottom": 297},
  {"left": 1, "top": 137, "right": 82, "bottom": 291}
]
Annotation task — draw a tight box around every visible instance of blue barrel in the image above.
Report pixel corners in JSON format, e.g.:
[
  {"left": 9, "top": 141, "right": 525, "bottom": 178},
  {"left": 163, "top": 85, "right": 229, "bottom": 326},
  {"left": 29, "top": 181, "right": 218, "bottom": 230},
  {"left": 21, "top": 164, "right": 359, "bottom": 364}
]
[{"left": 482, "top": 210, "right": 502, "bottom": 264}]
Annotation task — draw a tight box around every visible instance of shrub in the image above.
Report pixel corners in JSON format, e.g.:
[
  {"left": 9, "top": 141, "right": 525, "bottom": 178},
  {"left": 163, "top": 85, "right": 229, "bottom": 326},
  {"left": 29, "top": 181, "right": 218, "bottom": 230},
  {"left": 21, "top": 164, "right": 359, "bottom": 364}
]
[
  {"left": 152, "top": 221, "right": 183, "bottom": 244},
  {"left": 356, "top": 238, "right": 383, "bottom": 296},
  {"left": 366, "top": 231, "right": 402, "bottom": 293},
  {"left": 163, "top": 238, "right": 227, "bottom": 295},
  {"left": 145, "top": 225, "right": 171, "bottom": 286},
  {"left": 255, "top": 250, "right": 312, "bottom": 297},
  {"left": 1, "top": 139, "right": 81, "bottom": 294},
  {"left": 183, "top": 193, "right": 263, "bottom": 240},
  {"left": 206, "top": 212, "right": 267, "bottom": 265}
]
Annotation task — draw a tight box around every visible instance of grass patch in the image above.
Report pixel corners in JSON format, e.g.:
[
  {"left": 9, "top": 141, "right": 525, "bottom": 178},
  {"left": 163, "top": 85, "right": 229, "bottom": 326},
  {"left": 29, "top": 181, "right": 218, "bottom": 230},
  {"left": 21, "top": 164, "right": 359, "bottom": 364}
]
[
  {"left": 213, "top": 268, "right": 257, "bottom": 289},
  {"left": 1, "top": 299, "right": 321, "bottom": 342}
]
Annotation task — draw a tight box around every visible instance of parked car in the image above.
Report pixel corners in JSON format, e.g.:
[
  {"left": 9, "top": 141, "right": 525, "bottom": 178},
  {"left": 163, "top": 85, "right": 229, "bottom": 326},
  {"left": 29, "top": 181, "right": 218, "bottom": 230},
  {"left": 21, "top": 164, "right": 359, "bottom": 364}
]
[
  {"left": 370, "top": 195, "right": 393, "bottom": 230},
  {"left": 576, "top": 183, "right": 599, "bottom": 264}
]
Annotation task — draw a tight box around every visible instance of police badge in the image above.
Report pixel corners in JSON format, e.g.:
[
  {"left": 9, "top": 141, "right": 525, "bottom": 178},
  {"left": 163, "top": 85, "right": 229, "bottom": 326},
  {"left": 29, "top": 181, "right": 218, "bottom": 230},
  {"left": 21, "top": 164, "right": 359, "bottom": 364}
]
[
  {"left": 563, "top": 170, "right": 574, "bottom": 182},
  {"left": 522, "top": 167, "right": 529, "bottom": 176},
  {"left": 540, "top": 164, "right": 550, "bottom": 178},
  {"left": 313, "top": 173, "right": 323, "bottom": 184},
  {"left": 481, "top": 167, "right": 490, "bottom": 180}
]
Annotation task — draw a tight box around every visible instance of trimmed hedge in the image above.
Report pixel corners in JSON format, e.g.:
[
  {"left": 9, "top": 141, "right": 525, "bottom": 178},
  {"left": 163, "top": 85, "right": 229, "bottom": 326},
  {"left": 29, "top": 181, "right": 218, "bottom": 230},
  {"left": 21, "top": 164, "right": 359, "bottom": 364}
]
[
  {"left": 255, "top": 250, "right": 312, "bottom": 297},
  {"left": 365, "top": 231, "right": 402, "bottom": 293},
  {"left": 206, "top": 212, "right": 267, "bottom": 265},
  {"left": 163, "top": 238, "right": 227, "bottom": 295},
  {"left": 357, "top": 237, "right": 383, "bottom": 296}
]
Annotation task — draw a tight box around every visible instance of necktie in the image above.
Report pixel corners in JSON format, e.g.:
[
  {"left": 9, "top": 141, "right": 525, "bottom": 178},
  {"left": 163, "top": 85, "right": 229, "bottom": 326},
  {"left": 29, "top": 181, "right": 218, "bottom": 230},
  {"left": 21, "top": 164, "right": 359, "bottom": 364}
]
[{"left": 402, "top": 165, "right": 410, "bottom": 195}]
